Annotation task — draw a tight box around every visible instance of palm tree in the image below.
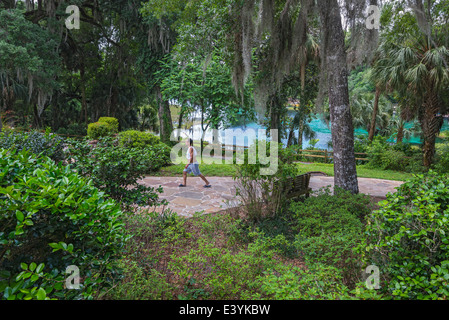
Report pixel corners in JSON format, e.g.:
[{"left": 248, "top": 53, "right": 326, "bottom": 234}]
[
  {"left": 384, "top": 116, "right": 422, "bottom": 144},
  {"left": 372, "top": 35, "right": 449, "bottom": 168},
  {"left": 286, "top": 33, "right": 320, "bottom": 148},
  {"left": 286, "top": 107, "right": 317, "bottom": 148},
  {"left": 350, "top": 91, "right": 393, "bottom": 135},
  {"left": 368, "top": 86, "right": 381, "bottom": 141}
]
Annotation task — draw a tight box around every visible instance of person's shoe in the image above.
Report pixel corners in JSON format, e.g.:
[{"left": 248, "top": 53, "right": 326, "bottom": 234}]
[
  {"left": 179, "top": 184, "right": 187, "bottom": 187},
  {"left": 204, "top": 185, "right": 211, "bottom": 188}
]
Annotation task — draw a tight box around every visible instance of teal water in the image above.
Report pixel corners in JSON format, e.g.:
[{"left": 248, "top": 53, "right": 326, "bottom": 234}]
[{"left": 225, "top": 115, "right": 449, "bottom": 150}]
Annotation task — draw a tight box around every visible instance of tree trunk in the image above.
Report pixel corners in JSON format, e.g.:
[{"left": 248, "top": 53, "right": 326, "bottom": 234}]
[
  {"left": 420, "top": 90, "right": 441, "bottom": 168},
  {"left": 80, "top": 63, "right": 88, "bottom": 125},
  {"left": 270, "top": 95, "right": 280, "bottom": 130},
  {"left": 201, "top": 104, "right": 204, "bottom": 155},
  {"left": 155, "top": 85, "right": 173, "bottom": 145},
  {"left": 298, "top": 121, "right": 304, "bottom": 149},
  {"left": 300, "top": 62, "right": 306, "bottom": 93},
  {"left": 396, "top": 121, "right": 404, "bottom": 144},
  {"left": 368, "top": 87, "right": 381, "bottom": 141},
  {"left": 3, "top": 0, "right": 15, "bottom": 9},
  {"left": 319, "top": 0, "right": 359, "bottom": 194},
  {"left": 287, "top": 126, "right": 294, "bottom": 147},
  {"left": 33, "top": 103, "right": 42, "bottom": 129},
  {"left": 178, "top": 107, "right": 184, "bottom": 129},
  {"left": 1, "top": 86, "right": 15, "bottom": 131}
]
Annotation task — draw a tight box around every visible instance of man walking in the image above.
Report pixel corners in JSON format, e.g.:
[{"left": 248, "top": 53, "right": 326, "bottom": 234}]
[{"left": 179, "top": 138, "right": 211, "bottom": 188}]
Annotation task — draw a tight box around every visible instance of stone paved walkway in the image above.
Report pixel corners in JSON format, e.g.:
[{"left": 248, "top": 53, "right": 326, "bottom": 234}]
[{"left": 139, "top": 174, "right": 404, "bottom": 217}]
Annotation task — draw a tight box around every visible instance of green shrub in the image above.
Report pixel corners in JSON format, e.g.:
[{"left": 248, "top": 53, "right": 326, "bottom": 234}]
[
  {"left": 0, "top": 149, "right": 127, "bottom": 300},
  {"left": 234, "top": 142, "right": 299, "bottom": 222},
  {"left": 244, "top": 263, "right": 351, "bottom": 300},
  {"left": 379, "top": 149, "right": 409, "bottom": 171},
  {"left": 168, "top": 230, "right": 289, "bottom": 299},
  {"left": 289, "top": 187, "right": 371, "bottom": 286},
  {"left": 65, "top": 137, "right": 168, "bottom": 209},
  {"left": 354, "top": 135, "right": 370, "bottom": 154},
  {"left": 245, "top": 262, "right": 384, "bottom": 300},
  {"left": 106, "top": 260, "right": 173, "bottom": 300},
  {"left": 434, "top": 142, "right": 449, "bottom": 174},
  {"left": 104, "top": 209, "right": 187, "bottom": 300},
  {"left": 366, "top": 136, "right": 405, "bottom": 170},
  {"left": 439, "top": 130, "right": 449, "bottom": 141},
  {"left": 146, "top": 142, "right": 172, "bottom": 169},
  {"left": 98, "top": 117, "right": 119, "bottom": 132},
  {"left": 364, "top": 171, "right": 449, "bottom": 299},
  {"left": 0, "top": 130, "right": 65, "bottom": 163},
  {"left": 56, "top": 123, "right": 87, "bottom": 137},
  {"left": 365, "top": 136, "right": 425, "bottom": 172},
  {"left": 118, "top": 130, "right": 160, "bottom": 148},
  {"left": 87, "top": 121, "right": 116, "bottom": 140},
  {"left": 117, "top": 130, "right": 171, "bottom": 168}
]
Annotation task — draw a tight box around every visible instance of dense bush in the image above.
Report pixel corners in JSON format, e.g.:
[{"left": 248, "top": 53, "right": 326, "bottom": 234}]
[
  {"left": 118, "top": 130, "right": 160, "bottom": 148},
  {"left": 246, "top": 263, "right": 347, "bottom": 300},
  {"left": 87, "top": 121, "right": 117, "bottom": 140},
  {"left": 0, "top": 129, "right": 65, "bottom": 163},
  {"left": 364, "top": 171, "right": 449, "bottom": 299},
  {"left": 56, "top": 123, "right": 87, "bottom": 137},
  {"left": 434, "top": 142, "right": 449, "bottom": 174},
  {"left": 365, "top": 136, "right": 424, "bottom": 172},
  {"left": 98, "top": 117, "right": 120, "bottom": 132},
  {"left": 65, "top": 137, "right": 169, "bottom": 209},
  {"left": 354, "top": 135, "right": 370, "bottom": 153},
  {"left": 168, "top": 229, "right": 291, "bottom": 299},
  {"left": 0, "top": 149, "right": 127, "bottom": 300},
  {"left": 234, "top": 142, "right": 299, "bottom": 222},
  {"left": 247, "top": 262, "right": 382, "bottom": 300},
  {"left": 117, "top": 130, "right": 171, "bottom": 167},
  {"left": 289, "top": 187, "right": 372, "bottom": 287}
]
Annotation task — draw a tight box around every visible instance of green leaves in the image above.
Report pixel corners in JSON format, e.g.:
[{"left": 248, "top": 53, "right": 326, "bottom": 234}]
[
  {"left": 158, "top": 50, "right": 255, "bottom": 129},
  {"left": 365, "top": 171, "right": 449, "bottom": 299},
  {"left": 15, "top": 210, "right": 24, "bottom": 222},
  {"left": 49, "top": 242, "right": 74, "bottom": 253},
  {"left": 118, "top": 130, "right": 161, "bottom": 149},
  {"left": 0, "top": 131, "right": 65, "bottom": 163},
  {"left": 36, "top": 288, "right": 47, "bottom": 301},
  {"left": 65, "top": 136, "right": 168, "bottom": 208},
  {"left": 0, "top": 148, "right": 127, "bottom": 300}
]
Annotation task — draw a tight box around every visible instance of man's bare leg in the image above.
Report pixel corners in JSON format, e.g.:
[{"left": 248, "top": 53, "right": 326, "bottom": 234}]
[
  {"left": 183, "top": 171, "right": 188, "bottom": 186},
  {"left": 199, "top": 174, "right": 210, "bottom": 186}
]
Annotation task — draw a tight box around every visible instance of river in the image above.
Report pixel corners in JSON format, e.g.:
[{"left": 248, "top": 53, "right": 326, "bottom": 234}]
[{"left": 186, "top": 114, "right": 449, "bottom": 150}]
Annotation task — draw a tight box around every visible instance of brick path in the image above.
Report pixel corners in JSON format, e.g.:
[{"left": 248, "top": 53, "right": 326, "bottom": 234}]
[{"left": 138, "top": 174, "right": 404, "bottom": 217}]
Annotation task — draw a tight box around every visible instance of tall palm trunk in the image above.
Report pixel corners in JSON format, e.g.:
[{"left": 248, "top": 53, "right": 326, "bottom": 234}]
[
  {"left": 420, "top": 89, "right": 441, "bottom": 168},
  {"left": 396, "top": 121, "right": 404, "bottom": 144},
  {"left": 368, "top": 87, "right": 381, "bottom": 141},
  {"left": 319, "top": 0, "right": 359, "bottom": 194},
  {"left": 287, "top": 62, "right": 307, "bottom": 148}
]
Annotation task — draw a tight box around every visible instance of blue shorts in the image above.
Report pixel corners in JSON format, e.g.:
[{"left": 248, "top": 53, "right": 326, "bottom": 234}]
[{"left": 184, "top": 163, "right": 201, "bottom": 176}]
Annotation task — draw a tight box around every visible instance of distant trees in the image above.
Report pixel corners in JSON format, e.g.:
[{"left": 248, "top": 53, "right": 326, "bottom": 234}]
[
  {"left": 0, "top": 0, "right": 165, "bottom": 134},
  {"left": 0, "top": 8, "right": 60, "bottom": 130}
]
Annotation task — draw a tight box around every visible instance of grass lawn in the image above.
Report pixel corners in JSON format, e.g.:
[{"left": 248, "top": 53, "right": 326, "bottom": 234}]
[
  {"left": 296, "top": 162, "right": 414, "bottom": 181},
  {"left": 154, "top": 163, "right": 237, "bottom": 177},
  {"left": 154, "top": 161, "right": 414, "bottom": 181}
]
